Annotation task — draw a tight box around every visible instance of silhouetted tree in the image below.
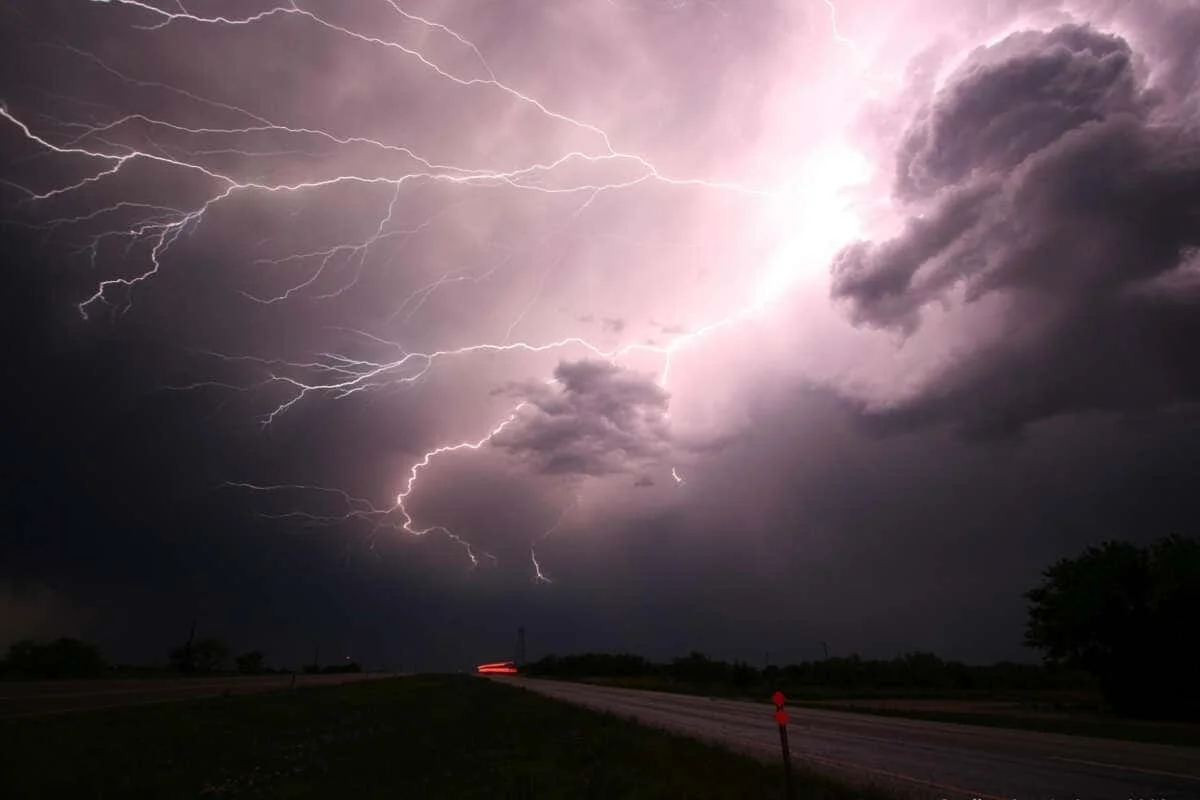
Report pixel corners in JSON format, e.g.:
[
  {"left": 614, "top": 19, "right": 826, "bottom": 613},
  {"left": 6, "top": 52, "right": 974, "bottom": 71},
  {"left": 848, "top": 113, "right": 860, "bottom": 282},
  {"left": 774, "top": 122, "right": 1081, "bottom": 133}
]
[
  {"left": 168, "top": 644, "right": 190, "bottom": 672},
  {"left": 1025, "top": 534, "right": 1200, "bottom": 719},
  {"left": 171, "top": 636, "right": 229, "bottom": 673},
  {"left": 4, "top": 638, "right": 106, "bottom": 678},
  {"left": 234, "top": 650, "right": 266, "bottom": 674},
  {"left": 192, "top": 637, "right": 230, "bottom": 672}
]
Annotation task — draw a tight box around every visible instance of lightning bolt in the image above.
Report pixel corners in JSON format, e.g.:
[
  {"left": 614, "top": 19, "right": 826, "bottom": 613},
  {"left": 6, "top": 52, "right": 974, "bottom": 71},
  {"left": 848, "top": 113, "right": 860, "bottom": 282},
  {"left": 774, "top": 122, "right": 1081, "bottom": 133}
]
[
  {"left": 3, "top": 0, "right": 865, "bottom": 574},
  {"left": 819, "top": 0, "right": 869, "bottom": 66},
  {"left": 527, "top": 494, "right": 582, "bottom": 584},
  {"left": 392, "top": 406, "right": 527, "bottom": 565},
  {"left": 530, "top": 549, "right": 552, "bottom": 584}
]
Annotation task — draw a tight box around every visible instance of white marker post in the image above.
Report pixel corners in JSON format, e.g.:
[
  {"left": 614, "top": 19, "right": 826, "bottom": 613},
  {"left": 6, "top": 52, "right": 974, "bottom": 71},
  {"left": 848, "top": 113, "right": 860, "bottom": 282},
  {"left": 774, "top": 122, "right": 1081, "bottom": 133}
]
[{"left": 773, "top": 690, "right": 794, "bottom": 800}]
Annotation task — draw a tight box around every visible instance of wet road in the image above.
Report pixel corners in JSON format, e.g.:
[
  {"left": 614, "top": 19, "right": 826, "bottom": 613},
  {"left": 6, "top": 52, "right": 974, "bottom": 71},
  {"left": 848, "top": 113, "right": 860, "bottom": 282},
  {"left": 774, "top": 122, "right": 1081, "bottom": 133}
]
[
  {"left": 0, "top": 672, "right": 400, "bottom": 719},
  {"left": 504, "top": 678, "right": 1200, "bottom": 800}
]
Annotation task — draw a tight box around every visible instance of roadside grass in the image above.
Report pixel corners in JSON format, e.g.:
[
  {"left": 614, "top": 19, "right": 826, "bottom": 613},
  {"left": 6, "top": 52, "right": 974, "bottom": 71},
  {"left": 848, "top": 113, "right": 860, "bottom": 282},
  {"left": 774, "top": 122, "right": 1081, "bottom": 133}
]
[
  {"left": 0, "top": 675, "right": 891, "bottom": 799},
  {"left": 562, "top": 677, "right": 1200, "bottom": 749}
]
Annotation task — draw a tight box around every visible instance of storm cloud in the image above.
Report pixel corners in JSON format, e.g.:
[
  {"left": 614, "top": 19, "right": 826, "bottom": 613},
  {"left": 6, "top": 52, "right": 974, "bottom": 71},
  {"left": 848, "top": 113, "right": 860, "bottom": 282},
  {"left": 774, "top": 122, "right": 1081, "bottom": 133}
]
[
  {"left": 492, "top": 360, "right": 672, "bottom": 477},
  {"left": 832, "top": 19, "right": 1200, "bottom": 435}
]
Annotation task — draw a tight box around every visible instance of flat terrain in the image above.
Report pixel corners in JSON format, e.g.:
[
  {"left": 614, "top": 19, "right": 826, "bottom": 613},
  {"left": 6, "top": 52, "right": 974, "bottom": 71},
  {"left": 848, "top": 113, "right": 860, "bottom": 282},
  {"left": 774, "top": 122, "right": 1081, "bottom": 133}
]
[
  {"left": 0, "top": 675, "right": 874, "bottom": 799},
  {"left": 508, "top": 677, "right": 1200, "bottom": 800},
  {"left": 0, "top": 672, "right": 397, "bottom": 719}
]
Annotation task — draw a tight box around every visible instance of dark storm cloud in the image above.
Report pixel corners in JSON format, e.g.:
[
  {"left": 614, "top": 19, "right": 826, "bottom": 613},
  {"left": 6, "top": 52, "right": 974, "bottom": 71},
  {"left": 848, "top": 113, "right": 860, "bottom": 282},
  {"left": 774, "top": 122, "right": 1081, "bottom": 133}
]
[
  {"left": 830, "top": 179, "right": 996, "bottom": 333},
  {"left": 655, "top": 381, "right": 1200, "bottom": 664},
  {"left": 895, "top": 24, "right": 1148, "bottom": 200},
  {"left": 832, "top": 19, "right": 1200, "bottom": 436},
  {"left": 492, "top": 359, "right": 672, "bottom": 476}
]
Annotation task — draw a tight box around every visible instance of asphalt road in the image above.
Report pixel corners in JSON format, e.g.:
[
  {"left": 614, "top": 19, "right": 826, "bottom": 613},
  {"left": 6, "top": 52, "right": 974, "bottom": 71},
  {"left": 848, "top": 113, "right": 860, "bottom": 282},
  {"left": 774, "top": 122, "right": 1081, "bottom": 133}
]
[
  {"left": 503, "top": 678, "right": 1200, "bottom": 800},
  {"left": 0, "top": 672, "right": 400, "bottom": 719}
]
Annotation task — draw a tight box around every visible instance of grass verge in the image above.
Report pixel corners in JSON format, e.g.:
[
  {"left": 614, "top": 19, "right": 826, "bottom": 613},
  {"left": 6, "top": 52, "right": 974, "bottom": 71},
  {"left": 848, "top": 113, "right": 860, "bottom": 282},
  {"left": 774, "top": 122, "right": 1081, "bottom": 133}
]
[
  {"left": 0, "top": 674, "right": 888, "bottom": 799},
  {"left": 555, "top": 677, "right": 1200, "bottom": 749}
]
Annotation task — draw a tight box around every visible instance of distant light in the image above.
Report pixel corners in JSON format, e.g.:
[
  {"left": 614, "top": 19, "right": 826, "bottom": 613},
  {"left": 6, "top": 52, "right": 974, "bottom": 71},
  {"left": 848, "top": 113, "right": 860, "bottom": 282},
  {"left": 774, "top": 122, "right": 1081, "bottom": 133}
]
[{"left": 475, "top": 660, "right": 518, "bottom": 674}]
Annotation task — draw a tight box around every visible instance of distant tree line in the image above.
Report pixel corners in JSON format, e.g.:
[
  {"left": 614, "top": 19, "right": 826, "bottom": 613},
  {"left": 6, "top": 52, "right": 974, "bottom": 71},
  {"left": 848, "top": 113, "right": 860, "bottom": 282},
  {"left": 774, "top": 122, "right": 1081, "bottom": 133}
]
[
  {"left": 0, "top": 638, "right": 107, "bottom": 679},
  {"left": 525, "top": 651, "right": 1091, "bottom": 694},
  {"left": 0, "top": 634, "right": 291, "bottom": 679},
  {"left": 303, "top": 661, "right": 363, "bottom": 675},
  {"left": 0, "top": 632, "right": 369, "bottom": 679}
]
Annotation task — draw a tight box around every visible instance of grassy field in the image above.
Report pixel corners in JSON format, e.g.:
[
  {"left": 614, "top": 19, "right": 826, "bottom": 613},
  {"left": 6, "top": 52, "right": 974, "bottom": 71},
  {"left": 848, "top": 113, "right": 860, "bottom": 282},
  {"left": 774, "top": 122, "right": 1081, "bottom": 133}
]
[
  {"left": 0, "top": 675, "right": 888, "bottom": 799},
  {"left": 565, "top": 677, "right": 1200, "bottom": 748}
]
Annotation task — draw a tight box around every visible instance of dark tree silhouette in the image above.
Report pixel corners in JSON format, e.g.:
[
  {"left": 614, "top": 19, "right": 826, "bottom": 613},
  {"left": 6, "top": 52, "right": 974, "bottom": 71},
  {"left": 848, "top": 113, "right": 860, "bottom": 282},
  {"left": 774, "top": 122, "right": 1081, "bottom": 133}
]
[
  {"left": 1025, "top": 534, "right": 1200, "bottom": 719},
  {"left": 170, "top": 636, "right": 229, "bottom": 673},
  {"left": 524, "top": 650, "right": 1087, "bottom": 693},
  {"left": 191, "top": 637, "right": 230, "bottom": 672},
  {"left": 3, "top": 638, "right": 106, "bottom": 678},
  {"left": 234, "top": 650, "right": 265, "bottom": 674}
]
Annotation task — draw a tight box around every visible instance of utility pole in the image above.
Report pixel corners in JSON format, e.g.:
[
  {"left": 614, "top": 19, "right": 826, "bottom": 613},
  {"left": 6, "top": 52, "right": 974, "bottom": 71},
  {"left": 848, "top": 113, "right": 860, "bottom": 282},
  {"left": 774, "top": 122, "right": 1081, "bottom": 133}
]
[
  {"left": 515, "top": 626, "right": 526, "bottom": 667},
  {"left": 820, "top": 641, "right": 829, "bottom": 660}
]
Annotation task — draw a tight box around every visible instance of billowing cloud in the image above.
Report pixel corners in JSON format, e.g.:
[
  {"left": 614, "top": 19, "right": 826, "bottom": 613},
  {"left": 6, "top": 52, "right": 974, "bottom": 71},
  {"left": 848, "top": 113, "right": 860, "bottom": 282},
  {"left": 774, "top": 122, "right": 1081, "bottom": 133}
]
[
  {"left": 492, "top": 360, "right": 672, "bottom": 476},
  {"left": 832, "top": 19, "right": 1200, "bottom": 436},
  {"left": 895, "top": 24, "right": 1148, "bottom": 200}
]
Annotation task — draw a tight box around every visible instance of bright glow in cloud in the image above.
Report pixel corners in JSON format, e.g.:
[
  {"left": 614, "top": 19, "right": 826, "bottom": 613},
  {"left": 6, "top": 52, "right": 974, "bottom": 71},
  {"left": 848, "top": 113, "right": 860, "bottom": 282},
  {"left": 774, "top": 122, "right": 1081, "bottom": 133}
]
[{"left": 754, "top": 143, "right": 873, "bottom": 307}]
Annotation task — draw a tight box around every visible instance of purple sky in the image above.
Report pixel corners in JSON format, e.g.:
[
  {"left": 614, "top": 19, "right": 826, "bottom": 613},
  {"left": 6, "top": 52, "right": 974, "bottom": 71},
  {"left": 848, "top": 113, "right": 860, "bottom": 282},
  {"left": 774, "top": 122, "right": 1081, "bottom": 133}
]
[{"left": 2, "top": 0, "right": 1199, "bottom": 669}]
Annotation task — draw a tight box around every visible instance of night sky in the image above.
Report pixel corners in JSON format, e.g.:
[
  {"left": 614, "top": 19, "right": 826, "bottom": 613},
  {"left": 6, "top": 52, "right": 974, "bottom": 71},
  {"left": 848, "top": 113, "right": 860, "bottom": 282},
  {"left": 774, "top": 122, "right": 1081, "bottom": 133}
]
[{"left": 3, "top": 0, "right": 1199, "bottom": 671}]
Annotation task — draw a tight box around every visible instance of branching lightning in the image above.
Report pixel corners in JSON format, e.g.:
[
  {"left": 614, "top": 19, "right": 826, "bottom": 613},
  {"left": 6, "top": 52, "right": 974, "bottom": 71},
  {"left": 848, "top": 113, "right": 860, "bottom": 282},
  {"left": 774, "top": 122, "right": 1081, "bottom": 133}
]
[
  {"left": 530, "top": 549, "right": 552, "bottom": 584},
  {"left": 3, "top": 0, "right": 868, "bottom": 581},
  {"left": 528, "top": 494, "right": 582, "bottom": 585}
]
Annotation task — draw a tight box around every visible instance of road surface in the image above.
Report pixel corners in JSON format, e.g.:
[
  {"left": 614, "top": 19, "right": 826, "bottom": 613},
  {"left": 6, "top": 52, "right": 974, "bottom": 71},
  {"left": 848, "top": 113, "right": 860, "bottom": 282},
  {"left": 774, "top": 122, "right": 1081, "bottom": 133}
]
[
  {"left": 0, "top": 672, "right": 400, "bottom": 719},
  {"left": 503, "top": 678, "right": 1200, "bottom": 800}
]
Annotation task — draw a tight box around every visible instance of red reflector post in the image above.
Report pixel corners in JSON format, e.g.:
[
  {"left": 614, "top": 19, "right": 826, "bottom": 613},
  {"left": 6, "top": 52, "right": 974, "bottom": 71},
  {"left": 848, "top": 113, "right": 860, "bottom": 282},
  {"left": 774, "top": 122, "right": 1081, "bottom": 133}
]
[{"left": 773, "top": 690, "right": 793, "bottom": 799}]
